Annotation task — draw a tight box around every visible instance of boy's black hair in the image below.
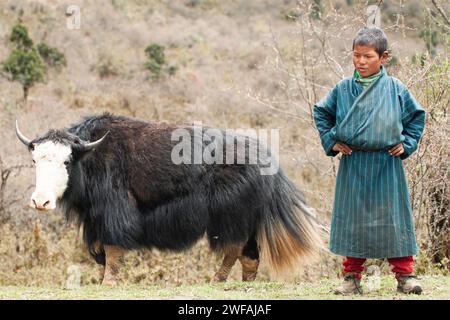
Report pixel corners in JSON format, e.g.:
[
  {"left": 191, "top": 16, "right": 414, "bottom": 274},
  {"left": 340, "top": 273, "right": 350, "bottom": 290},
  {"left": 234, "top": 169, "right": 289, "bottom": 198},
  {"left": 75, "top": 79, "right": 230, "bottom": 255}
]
[{"left": 352, "top": 27, "right": 388, "bottom": 57}]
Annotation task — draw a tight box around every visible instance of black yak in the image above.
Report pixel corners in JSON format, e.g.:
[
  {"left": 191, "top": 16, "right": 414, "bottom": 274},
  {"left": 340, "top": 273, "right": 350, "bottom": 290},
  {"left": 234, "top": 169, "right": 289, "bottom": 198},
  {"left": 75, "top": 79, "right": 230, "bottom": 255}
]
[{"left": 16, "top": 113, "right": 322, "bottom": 285}]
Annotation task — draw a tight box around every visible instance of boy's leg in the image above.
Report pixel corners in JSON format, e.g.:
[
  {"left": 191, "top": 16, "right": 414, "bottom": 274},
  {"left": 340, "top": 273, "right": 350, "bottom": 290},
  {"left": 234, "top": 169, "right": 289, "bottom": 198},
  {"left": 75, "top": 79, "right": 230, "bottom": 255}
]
[
  {"left": 388, "top": 256, "right": 422, "bottom": 294},
  {"left": 387, "top": 256, "right": 414, "bottom": 278},
  {"left": 334, "top": 256, "right": 365, "bottom": 295},
  {"left": 343, "top": 256, "right": 366, "bottom": 279}
]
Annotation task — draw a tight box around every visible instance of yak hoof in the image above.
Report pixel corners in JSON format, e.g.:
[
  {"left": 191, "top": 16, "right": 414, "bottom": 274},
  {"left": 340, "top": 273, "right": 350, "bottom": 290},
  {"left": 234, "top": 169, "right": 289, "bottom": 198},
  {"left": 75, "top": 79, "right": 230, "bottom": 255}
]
[
  {"left": 240, "top": 257, "right": 259, "bottom": 281},
  {"left": 242, "top": 273, "right": 257, "bottom": 281},
  {"left": 211, "top": 274, "right": 228, "bottom": 283},
  {"left": 102, "top": 277, "right": 119, "bottom": 286}
]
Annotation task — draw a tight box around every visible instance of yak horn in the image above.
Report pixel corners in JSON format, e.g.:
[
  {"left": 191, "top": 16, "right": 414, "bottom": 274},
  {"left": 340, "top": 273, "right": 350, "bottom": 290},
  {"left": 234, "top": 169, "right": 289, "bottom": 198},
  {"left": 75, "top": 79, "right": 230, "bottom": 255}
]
[
  {"left": 15, "top": 120, "right": 32, "bottom": 147},
  {"left": 81, "top": 131, "right": 110, "bottom": 151}
]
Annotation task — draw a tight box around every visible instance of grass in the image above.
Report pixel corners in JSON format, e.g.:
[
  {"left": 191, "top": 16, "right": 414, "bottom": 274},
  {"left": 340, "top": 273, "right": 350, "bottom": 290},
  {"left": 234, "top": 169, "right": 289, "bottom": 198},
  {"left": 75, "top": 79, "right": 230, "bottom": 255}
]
[{"left": 0, "top": 276, "right": 448, "bottom": 300}]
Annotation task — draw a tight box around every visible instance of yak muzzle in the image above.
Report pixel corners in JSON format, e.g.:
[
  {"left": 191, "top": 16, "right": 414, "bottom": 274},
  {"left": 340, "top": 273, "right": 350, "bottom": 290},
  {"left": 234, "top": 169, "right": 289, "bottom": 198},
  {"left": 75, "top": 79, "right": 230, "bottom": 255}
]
[{"left": 30, "top": 194, "right": 56, "bottom": 211}]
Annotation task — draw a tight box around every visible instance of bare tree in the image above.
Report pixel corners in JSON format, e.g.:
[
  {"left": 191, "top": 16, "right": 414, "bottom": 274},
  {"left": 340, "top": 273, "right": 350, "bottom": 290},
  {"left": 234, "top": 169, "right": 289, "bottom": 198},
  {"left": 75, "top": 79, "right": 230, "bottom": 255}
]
[{"left": 0, "top": 154, "right": 30, "bottom": 224}]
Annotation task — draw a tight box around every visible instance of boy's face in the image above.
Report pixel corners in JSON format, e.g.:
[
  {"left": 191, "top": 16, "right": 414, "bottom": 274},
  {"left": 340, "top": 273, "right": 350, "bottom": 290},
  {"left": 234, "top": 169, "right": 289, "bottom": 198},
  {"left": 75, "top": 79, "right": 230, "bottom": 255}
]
[{"left": 352, "top": 45, "right": 388, "bottom": 77}]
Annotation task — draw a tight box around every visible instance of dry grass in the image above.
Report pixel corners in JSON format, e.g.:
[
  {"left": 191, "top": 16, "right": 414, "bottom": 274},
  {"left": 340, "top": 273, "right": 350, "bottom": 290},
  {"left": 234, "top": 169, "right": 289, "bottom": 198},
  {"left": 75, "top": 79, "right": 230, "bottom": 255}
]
[{"left": 1, "top": 276, "right": 448, "bottom": 300}]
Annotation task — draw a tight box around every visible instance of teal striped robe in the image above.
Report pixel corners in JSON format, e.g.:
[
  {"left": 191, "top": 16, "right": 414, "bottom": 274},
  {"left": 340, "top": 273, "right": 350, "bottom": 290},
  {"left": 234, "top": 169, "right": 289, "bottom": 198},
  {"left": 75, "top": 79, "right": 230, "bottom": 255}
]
[{"left": 313, "top": 66, "right": 426, "bottom": 258}]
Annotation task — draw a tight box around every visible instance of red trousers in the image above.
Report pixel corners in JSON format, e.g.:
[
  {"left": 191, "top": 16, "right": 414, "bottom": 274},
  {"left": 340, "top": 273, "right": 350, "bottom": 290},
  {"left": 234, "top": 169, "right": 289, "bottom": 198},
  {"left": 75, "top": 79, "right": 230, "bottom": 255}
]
[{"left": 343, "top": 256, "right": 414, "bottom": 279}]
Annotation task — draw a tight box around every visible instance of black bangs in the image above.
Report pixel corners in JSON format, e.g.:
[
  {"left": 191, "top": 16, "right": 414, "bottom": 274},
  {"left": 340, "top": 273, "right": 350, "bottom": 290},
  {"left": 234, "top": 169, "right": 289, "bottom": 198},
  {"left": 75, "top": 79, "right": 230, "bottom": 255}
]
[
  {"left": 31, "top": 129, "right": 89, "bottom": 152},
  {"left": 32, "top": 129, "right": 74, "bottom": 146}
]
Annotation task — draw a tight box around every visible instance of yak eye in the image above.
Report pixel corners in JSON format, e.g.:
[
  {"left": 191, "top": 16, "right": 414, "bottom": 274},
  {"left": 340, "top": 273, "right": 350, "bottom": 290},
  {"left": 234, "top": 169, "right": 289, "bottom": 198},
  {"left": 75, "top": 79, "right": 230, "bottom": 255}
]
[
  {"left": 32, "top": 159, "right": 36, "bottom": 164},
  {"left": 64, "top": 160, "right": 70, "bottom": 165}
]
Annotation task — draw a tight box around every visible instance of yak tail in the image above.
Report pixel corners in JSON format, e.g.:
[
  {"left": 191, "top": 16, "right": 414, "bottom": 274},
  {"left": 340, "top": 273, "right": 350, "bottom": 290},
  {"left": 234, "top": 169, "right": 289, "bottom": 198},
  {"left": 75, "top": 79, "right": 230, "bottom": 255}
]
[{"left": 257, "top": 172, "right": 325, "bottom": 273}]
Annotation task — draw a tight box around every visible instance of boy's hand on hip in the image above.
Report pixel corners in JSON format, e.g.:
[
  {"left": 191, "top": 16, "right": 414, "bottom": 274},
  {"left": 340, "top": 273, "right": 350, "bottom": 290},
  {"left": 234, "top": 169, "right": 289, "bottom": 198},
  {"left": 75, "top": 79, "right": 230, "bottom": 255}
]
[
  {"left": 389, "top": 143, "right": 404, "bottom": 156},
  {"left": 332, "top": 143, "right": 352, "bottom": 155}
]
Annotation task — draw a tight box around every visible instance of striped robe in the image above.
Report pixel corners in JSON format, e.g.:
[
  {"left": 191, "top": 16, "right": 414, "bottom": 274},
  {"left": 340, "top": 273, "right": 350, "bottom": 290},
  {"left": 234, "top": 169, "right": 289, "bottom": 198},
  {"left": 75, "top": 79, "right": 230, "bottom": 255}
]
[{"left": 313, "top": 66, "right": 426, "bottom": 258}]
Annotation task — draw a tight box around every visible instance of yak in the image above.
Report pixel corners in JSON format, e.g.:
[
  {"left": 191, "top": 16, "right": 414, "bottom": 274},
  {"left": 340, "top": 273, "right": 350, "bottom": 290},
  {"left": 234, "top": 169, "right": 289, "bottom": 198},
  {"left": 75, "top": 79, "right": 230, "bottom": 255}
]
[{"left": 16, "top": 113, "right": 322, "bottom": 285}]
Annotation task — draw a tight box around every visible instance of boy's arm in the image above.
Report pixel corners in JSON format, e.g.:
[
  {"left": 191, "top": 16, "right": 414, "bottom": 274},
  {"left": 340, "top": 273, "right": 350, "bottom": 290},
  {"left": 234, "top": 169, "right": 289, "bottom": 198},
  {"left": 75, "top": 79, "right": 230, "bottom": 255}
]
[
  {"left": 313, "top": 85, "right": 339, "bottom": 157},
  {"left": 399, "top": 88, "right": 426, "bottom": 160}
]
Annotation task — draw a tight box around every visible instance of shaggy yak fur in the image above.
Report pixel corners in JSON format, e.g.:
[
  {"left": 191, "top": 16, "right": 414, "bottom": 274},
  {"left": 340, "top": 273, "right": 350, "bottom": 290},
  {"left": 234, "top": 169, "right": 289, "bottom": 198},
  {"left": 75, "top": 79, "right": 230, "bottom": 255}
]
[{"left": 24, "top": 114, "right": 322, "bottom": 283}]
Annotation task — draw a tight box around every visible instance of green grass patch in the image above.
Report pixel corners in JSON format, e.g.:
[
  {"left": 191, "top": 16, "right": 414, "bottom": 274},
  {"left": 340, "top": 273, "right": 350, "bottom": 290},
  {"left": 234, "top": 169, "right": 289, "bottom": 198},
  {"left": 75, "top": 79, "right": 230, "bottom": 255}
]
[{"left": 0, "top": 276, "right": 448, "bottom": 300}]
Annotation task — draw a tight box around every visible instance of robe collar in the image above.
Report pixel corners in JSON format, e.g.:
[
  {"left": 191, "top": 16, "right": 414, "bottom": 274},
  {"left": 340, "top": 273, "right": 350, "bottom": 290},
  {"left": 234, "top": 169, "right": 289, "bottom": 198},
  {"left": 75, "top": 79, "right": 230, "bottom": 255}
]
[
  {"left": 354, "top": 68, "right": 382, "bottom": 88},
  {"left": 352, "top": 65, "right": 387, "bottom": 95}
]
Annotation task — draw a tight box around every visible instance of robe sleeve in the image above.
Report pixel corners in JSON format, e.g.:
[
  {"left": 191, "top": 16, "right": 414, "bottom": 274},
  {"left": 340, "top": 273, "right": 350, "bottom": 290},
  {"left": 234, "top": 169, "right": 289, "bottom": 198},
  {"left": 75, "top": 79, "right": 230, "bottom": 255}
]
[
  {"left": 399, "top": 87, "right": 426, "bottom": 160},
  {"left": 313, "top": 85, "right": 339, "bottom": 157}
]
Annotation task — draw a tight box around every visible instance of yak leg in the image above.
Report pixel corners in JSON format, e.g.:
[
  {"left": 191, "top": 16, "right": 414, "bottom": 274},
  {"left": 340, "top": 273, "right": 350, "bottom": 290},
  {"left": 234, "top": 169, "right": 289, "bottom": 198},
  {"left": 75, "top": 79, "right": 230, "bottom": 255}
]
[
  {"left": 102, "top": 245, "right": 124, "bottom": 286},
  {"left": 239, "top": 236, "right": 260, "bottom": 281},
  {"left": 93, "top": 241, "right": 106, "bottom": 283},
  {"left": 239, "top": 256, "right": 259, "bottom": 281},
  {"left": 212, "top": 245, "right": 242, "bottom": 283},
  {"left": 98, "top": 264, "right": 106, "bottom": 284}
]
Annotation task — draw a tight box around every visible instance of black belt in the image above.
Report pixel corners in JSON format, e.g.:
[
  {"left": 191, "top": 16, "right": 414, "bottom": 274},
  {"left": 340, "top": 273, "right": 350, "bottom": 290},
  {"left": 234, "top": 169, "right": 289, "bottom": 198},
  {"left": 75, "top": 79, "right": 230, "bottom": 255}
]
[{"left": 349, "top": 145, "right": 391, "bottom": 152}]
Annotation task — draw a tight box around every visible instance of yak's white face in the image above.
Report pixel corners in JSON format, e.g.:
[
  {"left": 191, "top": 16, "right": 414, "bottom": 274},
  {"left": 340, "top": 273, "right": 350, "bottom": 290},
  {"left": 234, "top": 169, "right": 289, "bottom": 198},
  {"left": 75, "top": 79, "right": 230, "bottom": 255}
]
[{"left": 30, "top": 141, "right": 72, "bottom": 211}]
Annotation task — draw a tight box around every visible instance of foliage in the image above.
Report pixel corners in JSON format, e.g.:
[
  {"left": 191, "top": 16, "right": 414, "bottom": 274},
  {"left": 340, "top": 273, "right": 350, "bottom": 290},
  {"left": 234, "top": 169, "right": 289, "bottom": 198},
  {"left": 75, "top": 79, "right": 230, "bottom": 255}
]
[
  {"left": 282, "top": 8, "right": 302, "bottom": 22},
  {"left": 1, "top": 23, "right": 66, "bottom": 100},
  {"left": 92, "top": 56, "right": 120, "bottom": 79},
  {"left": 2, "top": 48, "right": 45, "bottom": 100},
  {"left": 420, "top": 29, "right": 440, "bottom": 57},
  {"left": 310, "top": 0, "right": 323, "bottom": 20},
  {"left": 144, "top": 43, "right": 177, "bottom": 79},
  {"left": 418, "top": 6, "right": 448, "bottom": 58},
  {"left": 9, "top": 23, "right": 33, "bottom": 49},
  {"left": 144, "top": 43, "right": 165, "bottom": 77},
  {"left": 36, "top": 43, "right": 67, "bottom": 70}
]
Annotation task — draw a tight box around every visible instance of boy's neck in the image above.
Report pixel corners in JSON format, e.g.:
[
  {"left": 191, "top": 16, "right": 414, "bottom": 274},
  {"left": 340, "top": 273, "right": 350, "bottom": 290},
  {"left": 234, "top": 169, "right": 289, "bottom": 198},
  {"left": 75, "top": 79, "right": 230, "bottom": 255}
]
[{"left": 354, "top": 67, "right": 382, "bottom": 79}]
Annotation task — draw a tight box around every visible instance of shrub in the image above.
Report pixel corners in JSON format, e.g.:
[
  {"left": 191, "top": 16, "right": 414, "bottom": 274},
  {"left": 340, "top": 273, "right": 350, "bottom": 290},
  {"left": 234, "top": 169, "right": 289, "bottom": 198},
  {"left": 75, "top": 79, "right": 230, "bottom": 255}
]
[
  {"left": 420, "top": 29, "right": 439, "bottom": 57},
  {"left": 144, "top": 43, "right": 177, "bottom": 79},
  {"left": 2, "top": 48, "right": 45, "bottom": 100},
  {"left": 310, "top": 0, "right": 323, "bottom": 20},
  {"left": 9, "top": 23, "right": 33, "bottom": 49},
  {"left": 144, "top": 43, "right": 165, "bottom": 76},
  {"left": 1, "top": 23, "right": 66, "bottom": 100},
  {"left": 403, "top": 60, "right": 449, "bottom": 270},
  {"left": 36, "top": 43, "right": 67, "bottom": 70},
  {"left": 282, "top": 8, "right": 302, "bottom": 22},
  {"left": 92, "top": 56, "right": 120, "bottom": 79}
]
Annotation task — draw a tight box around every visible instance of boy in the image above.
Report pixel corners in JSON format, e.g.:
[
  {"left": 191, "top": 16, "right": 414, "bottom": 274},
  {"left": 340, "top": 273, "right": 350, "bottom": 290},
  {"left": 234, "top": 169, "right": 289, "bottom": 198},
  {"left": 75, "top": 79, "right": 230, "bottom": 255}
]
[{"left": 313, "top": 27, "right": 426, "bottom": 295}]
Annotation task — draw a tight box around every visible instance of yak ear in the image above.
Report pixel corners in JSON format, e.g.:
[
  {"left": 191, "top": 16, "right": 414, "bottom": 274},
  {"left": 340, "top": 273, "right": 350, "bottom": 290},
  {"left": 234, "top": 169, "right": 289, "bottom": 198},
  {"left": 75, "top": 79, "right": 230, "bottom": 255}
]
[
  {"left": 71, "top": 135, "right": 106, "bottom": 161},
  {"left": 69, "top": 131, "right": 109, "bottom": 162},
  {"left": 80, "top": 131, "right": 109, "bottom": 152},
  {"left": 71, "top": 141, "right": 93, "bottom": 162},
  {"left": 71, "top": 141, "right": 103, "bottom": 163},
  {"left": 72, "top": 144, "right": 94, "bottom": 162}
]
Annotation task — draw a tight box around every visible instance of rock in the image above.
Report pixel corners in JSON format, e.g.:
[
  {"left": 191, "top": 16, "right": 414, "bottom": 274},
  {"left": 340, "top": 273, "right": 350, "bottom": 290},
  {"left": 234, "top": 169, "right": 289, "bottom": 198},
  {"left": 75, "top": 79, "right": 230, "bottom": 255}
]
[
  {"left": 65, "top": 264, "right": 81, "bottom": 290},
  {"left": 365, "top": 265, "right": 381, "bottom": 292}
]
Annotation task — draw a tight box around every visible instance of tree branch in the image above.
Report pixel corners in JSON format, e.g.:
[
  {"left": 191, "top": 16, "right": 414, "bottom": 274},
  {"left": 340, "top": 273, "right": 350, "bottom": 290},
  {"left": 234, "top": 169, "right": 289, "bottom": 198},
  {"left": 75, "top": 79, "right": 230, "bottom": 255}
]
[{"left": 431, "top": 0, "right": 450, "bottom": 26}]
